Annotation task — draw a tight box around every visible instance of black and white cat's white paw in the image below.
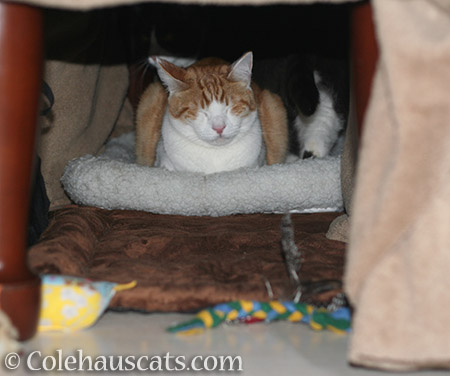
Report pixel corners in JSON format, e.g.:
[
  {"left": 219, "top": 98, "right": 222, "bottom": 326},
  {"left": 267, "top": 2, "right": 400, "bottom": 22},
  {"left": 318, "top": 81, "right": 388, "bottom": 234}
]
[
  {"left": 301, "top": 138, "right": 334, "bottom": 159},
  {"left": 302, "top": 150, "right": 315, "bottom": 159}
]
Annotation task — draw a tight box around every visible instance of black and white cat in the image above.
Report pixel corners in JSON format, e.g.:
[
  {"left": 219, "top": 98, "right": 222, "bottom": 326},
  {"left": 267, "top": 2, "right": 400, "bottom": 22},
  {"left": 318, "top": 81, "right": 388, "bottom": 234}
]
[{"left": 252, "top": 54, "right": 349, "bottom": 159}]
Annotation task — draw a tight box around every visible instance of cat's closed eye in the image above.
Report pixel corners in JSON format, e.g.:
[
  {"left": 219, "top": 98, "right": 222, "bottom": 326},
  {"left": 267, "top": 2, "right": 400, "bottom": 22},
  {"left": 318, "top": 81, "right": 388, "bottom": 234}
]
[
  {"left": 230, "top": 102, "right": 249, "bottom": 116},
  {"left": 172, "top": 103, "right": 198, "bottom": 120}
]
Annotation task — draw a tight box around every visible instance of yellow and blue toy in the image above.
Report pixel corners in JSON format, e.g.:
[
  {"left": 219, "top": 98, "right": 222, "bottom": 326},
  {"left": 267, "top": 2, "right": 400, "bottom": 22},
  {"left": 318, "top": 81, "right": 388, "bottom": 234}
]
[
  {"left": 167, "top": 300, "right": 351, "bottom": 335},
  {"left": 38, "top": 275, "right": 136, "bottom": 332}
]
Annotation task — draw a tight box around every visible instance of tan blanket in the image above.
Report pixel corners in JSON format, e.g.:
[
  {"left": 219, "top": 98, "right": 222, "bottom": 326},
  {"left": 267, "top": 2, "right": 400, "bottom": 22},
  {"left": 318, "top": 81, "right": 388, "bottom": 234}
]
[
  {"left": 345, "top": 0, "right": 450, "bottom": 371},
  {"left": 38, "top": 10, "right": 130, "bottom": 209}
]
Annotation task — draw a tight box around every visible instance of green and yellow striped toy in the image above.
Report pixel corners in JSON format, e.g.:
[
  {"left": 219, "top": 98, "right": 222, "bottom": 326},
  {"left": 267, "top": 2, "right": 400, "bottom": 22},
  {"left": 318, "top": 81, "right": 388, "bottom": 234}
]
[{"left": 167, "top": 300, "right": 351, "bottom": 335}]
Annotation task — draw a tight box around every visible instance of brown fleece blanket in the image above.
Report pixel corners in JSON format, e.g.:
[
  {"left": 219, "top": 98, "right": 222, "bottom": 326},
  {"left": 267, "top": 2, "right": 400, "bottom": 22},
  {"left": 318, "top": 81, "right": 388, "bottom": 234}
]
[{"left": 28, "top": 207, "right": 345, "bottom": 312}]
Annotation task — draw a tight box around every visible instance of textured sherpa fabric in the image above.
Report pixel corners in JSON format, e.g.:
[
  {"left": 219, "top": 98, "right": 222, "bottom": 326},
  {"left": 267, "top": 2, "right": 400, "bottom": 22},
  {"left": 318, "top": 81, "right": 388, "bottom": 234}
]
[{"left": 61, "top": 132, "right": 343, "bottom": 216}]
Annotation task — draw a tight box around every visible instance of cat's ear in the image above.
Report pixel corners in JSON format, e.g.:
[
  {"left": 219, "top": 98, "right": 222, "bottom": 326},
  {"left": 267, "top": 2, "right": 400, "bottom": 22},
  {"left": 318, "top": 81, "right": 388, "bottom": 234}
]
[
  {"left": 228, "top": 51, "right": 253, "bottom": 87},
  {"left": 155, "top": 58, "right": 188, "bottom": 94}
]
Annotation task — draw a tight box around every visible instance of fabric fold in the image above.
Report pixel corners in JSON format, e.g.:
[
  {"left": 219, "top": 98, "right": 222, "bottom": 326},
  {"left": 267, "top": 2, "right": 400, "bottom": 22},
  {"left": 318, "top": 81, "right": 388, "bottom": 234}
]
[{"left": 345, "top": 0, "right": 450, "bottom": 370}]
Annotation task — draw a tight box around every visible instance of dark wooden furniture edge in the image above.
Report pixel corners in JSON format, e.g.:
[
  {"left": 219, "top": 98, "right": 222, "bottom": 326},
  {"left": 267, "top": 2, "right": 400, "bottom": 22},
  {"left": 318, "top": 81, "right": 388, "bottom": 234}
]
[
  {"left": 0, "top": 2, "right": 42, "bottom": 341},
  {"left": 351, "top": 0, "right": 378, "bottom": 136}
]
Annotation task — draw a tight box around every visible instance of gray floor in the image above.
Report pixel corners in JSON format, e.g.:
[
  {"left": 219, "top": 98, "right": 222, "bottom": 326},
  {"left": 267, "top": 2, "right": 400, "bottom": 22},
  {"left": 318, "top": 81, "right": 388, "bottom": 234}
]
[{"left": 19, "top": 311, "right": 448, "bottom": 375}]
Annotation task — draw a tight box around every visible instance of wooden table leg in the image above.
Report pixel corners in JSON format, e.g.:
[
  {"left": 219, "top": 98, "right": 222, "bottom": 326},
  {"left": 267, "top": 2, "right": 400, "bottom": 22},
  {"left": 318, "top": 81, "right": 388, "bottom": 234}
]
[
  {"left": 351, "top": 0, "right": 379, "bottom": 136},
  {"left": 0, "top": 2, "right": 42, "bottom": 341}
]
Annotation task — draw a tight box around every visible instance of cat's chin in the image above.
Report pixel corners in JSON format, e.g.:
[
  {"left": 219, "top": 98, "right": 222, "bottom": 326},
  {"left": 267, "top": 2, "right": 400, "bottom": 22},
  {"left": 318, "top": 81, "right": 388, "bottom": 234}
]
[{"left": 205, "top": 135, "right": 235, "bottom": 147}]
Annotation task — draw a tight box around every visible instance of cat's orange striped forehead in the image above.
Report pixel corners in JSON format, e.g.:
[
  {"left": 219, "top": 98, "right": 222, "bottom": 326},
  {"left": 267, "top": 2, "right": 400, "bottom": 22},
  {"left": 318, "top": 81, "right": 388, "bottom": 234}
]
[{"left": 167, "top": 60, "right": 257, "bottom": 120}]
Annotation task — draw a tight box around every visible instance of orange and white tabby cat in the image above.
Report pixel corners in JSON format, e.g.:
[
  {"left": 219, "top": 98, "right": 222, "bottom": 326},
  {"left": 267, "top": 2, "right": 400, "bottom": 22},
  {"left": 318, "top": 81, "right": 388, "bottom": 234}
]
[{"left": 136, "top": 52, "right": 288, "bottom": 174}]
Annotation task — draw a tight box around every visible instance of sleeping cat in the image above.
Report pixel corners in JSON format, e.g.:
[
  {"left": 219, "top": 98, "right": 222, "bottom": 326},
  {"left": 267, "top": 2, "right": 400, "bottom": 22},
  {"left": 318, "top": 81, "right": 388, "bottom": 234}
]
[
  {"left": 252, "top": 54, "right": 349, "bottom": 159},
  {"left": 136, "top": 52, "right": 288, "bottom": 173}
]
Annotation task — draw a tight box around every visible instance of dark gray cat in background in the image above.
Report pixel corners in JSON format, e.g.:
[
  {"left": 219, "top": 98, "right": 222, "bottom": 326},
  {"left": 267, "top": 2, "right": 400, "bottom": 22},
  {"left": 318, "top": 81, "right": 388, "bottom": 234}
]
[{"left": 252, "top": 54, "right": 349, "bottom": 159}]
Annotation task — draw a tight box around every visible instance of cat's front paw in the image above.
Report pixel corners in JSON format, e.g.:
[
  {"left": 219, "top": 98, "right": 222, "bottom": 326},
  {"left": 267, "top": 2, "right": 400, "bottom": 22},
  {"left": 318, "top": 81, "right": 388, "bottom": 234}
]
[
  {"left": 302, "top": 150, "right": 315, "bottom": 159},
  {"left": 301, "top": 140, "right": 330, "bottom": 159}
]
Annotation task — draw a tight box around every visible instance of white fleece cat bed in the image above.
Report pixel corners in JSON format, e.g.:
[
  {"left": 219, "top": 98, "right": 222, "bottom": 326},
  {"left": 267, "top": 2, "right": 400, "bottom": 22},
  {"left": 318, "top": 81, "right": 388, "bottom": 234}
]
[{"left": 61, "top": 132, "right": 343, "bottom": 216}]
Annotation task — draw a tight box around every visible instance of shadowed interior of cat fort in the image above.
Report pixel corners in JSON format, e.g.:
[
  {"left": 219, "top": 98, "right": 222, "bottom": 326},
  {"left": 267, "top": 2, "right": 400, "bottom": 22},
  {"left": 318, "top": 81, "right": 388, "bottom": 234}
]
[
  {"left": 145, "top": 4, "right": 350, "bottom": 61},
  {"left": 129, "top": 4, "right": 350, "bottom": 160}
]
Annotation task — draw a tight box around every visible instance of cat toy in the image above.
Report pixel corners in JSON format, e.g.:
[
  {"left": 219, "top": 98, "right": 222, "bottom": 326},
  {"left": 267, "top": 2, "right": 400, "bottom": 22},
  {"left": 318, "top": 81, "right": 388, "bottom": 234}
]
[
  {"left": 38, "top": 275, "right": 137, "bottom": 332},
  {"left": 167, "top": 300, "right": 351, "bottom": 335}
]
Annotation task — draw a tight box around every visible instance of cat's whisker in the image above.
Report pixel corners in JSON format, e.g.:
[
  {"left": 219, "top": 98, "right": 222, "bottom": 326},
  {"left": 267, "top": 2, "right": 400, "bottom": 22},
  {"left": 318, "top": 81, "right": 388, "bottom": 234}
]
[
  {"left": 133, "top": 57, "right": 151, "bottom": 72},
  {"left": 133, "top": 57, "right": 158, "bottom": 94}
]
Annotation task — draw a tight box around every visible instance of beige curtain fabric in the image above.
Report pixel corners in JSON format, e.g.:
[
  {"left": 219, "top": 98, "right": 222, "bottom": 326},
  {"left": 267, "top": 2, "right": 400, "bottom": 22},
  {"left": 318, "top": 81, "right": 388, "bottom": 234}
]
[{"left": 345, "top": 0, "right": 450, "bottom": 371}]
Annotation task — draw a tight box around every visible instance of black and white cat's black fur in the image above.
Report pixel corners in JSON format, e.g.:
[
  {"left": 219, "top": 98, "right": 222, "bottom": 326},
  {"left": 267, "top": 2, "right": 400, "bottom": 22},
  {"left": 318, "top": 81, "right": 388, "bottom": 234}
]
[{"left": 252, "top": 54, "right": 349, "bottom": 159}]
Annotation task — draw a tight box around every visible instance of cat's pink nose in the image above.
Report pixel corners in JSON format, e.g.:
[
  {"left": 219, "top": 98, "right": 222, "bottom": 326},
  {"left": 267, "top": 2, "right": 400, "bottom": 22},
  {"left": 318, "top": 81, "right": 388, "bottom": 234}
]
[{"left": 213, "top": 125, "right": 226, "bottom": 135}]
